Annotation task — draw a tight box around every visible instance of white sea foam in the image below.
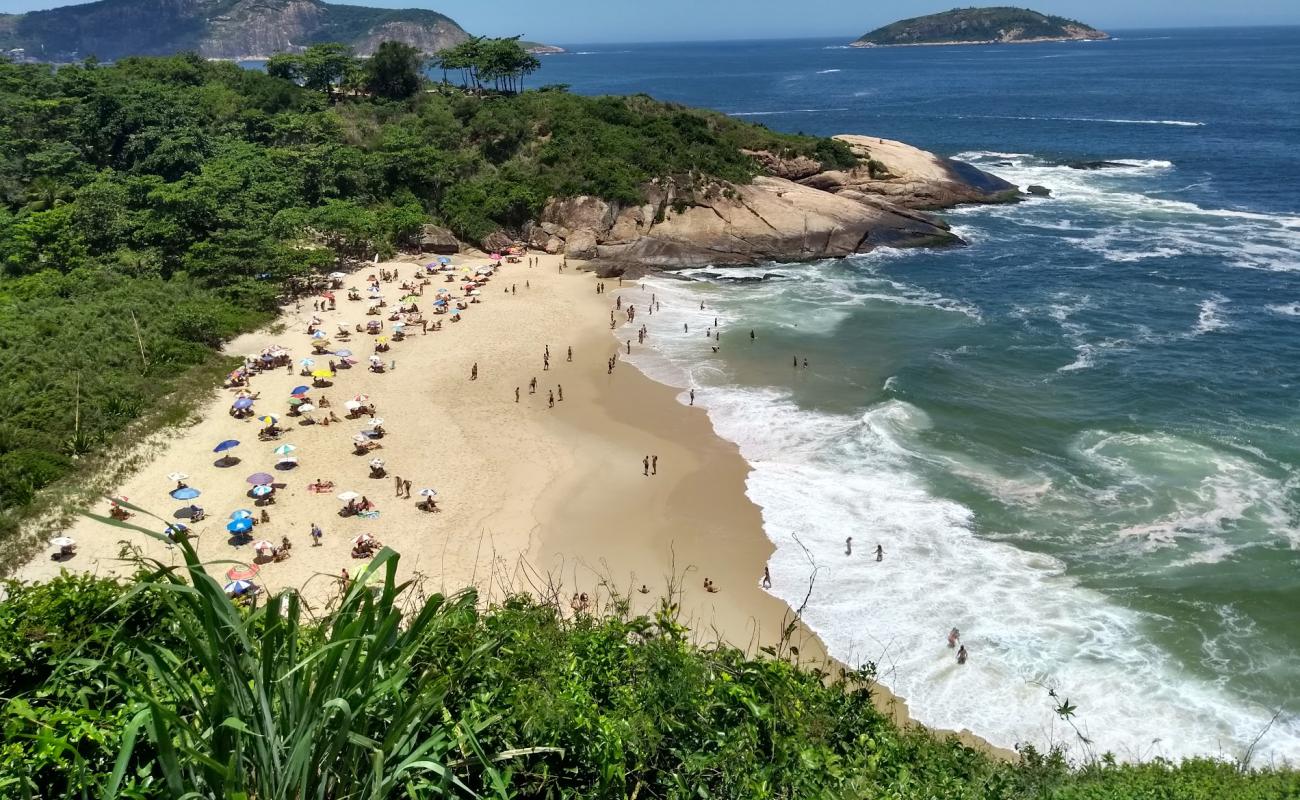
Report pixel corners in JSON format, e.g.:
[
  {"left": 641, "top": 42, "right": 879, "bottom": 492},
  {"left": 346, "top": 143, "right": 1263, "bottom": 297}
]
[
  {"left": 1266, "top": 302, "right": 1300, "bottom": 317},
  {"left": 614, "top": 274, "right": 1300, "bottom": 763},
  {"left": 1193, "top": 295, "right": 1229, "bottom": 335},
  {"left": 816, "top": 68, "right": 842, "bottom": 74},
  {"left": 729, "top": 108, "right": 849, "bottom": 116}
]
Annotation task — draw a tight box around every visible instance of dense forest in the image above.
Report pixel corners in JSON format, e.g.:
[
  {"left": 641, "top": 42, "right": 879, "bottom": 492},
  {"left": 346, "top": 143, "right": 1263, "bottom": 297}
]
[
  {"left": 0, "top": 43, "right": 854, "bottom": 547},
  {"left": 0, "top": 527, "right": 1295, "bottom": 797}
]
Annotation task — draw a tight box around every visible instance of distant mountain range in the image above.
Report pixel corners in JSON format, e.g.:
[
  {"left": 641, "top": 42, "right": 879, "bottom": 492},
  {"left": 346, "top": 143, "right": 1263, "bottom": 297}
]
[
  {"left": 0, "top": 0, "right": 563, "bottom": 62},
  {"left": 852, "top": 7, "right": 1108, "bottom": 47}
]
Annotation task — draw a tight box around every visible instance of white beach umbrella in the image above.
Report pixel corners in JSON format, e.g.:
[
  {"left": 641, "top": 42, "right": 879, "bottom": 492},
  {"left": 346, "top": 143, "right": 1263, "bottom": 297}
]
[
  {"left": 344, "top": 400, "right": 362, "bottom": 411},
  {"left": 337, "top": 491, "right": 360, "bottom": 502},
  {"left": 418, "top": 488, "right": 437, "bottom": 497},
  {"left": 368, "top": 418, "right": 385, "bottom": 428},
  {"left": 369, "top": 458, "right": 385, "bottom": 468},
  {"left": 166, "top": 472, "right": 188, "bottom": 482},
  {"left": 297, "top": 403, "right": 316, "bottom": 414}
]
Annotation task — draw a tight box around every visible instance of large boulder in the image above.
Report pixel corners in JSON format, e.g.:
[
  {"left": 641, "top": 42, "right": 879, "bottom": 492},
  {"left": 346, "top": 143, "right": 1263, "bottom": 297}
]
[
  {"left": 564, "top": 229, "right": 599, "bottom": 260},
  {"left": 418, "top": 225, "right": 459, "bottom": 254},
  {"left": 540, "top": 196, "right": 618, "bottom": 238},
  {"left": 803, "top": 135, "right": 1020, "bottom": 210},
  {"left": 480, "top": 230, "right": 514, "bottom": 253}
]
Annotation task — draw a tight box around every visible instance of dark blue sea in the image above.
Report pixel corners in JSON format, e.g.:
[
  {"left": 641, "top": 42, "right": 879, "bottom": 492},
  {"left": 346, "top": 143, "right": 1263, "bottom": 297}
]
[{"left": 532, "top": 29, "right": 1300, "bottom": 761}]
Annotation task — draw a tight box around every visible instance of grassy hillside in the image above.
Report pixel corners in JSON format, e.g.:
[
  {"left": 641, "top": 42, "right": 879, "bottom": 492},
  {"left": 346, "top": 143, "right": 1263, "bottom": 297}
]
[
  {"left": 0, "top": 51, "right": 855, "bottom": 551},
  {"left": 855, "top": 7, "right": 1106, "bottom": 45},
  {"left": 0, "top": 533, "right": 1295, "bottom": 797}
]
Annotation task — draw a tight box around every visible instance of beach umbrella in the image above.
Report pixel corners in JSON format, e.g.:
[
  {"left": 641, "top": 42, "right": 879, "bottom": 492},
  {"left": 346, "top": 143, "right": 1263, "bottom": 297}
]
[
  {"left": 252, "top": 539, "right": 275, "bottom": 553},
  {"left": 166, "top": 472, "right": 188, "bottom": 483},
  {"left": 247, "top": 473, "right": 274, "bottom": 485},
  {"left": 273, "top": 444, "right": 297, "bottom": 456},
  {"left": 276, "top": 456, "right": 299, "bottom": 467},
  {"left": 344, "top": 400, "right": 362, "bottom": 411},
  {"left": 352, "top": 433, "right": 370, "bottom": 444},
  {"left": 418, "top": 488, "right": 437, "bottom": 497},
  {"left": 259, "top": 414, "right": 279, "bottom": 426},
  {"left": 434, "top": 299, "right": 447, "bottom": 307},
  {"left": 311, "top": 369, "right": 334, "bottom": 378},
  {"left": 369, "top": 458, "right": 385, "bottom": 468},
  {"left": 337, "top": 491, "right": 360, "bottom": 502},
  {"left": 376, "top": 336, "right": 389, "bottom": 345},
  {"left": 329, "top": 271, "right": 346, "bottom": 279},
  {"left": 251, "top": 484, "right": 274, "bottom": 497},
  {"left": 230, "top": 509, "right": 254, "bottom": 520},
  {"left": 288, "top": 398, "right": 304, "bottom": 407},
  {"left": 368, "top": 418, "right": 385, "bottom": 428},
  {"left": 214, "top": 440, "right": 240, "bottom": 454},
  {"left": 351, "top": 533, "right": 374, "bottom": 547},
  {"left": 224, "top": 579, "right": 254, "bottom": 595},
  {"left": 297, "top": 403, "right": 316, "bottom": 413},
  {"left": 227, "top": 518, "right": 254, "bottom": 534},
  {"left": 227, "top": 564, "right": 259, "bottom": 580},
  {"left": 51, "top": 536, "right": 75, "bottom": 548},
  {"left": 299, "top": 358, "right": 315, "bottom": 368},
  {"left": 439, "top": 257, "right": 451, "bottom": 265},
  {"left": 334, "top": 348, "right": 353, "bottom": 358},
  {"left": 171, "top": 487, "right": 201, "bottom": 500},
  {"left": 368, "top": 355, "right": 382, "bottom": 365},
  {"left": 233, "top": 397, "right": 254, "bottom": 410},
  {"left": 353, "top": 394, "right": 370, "bottom": 403},
  {"left": 290, "top": 385, "right": 310, "bottom": 396},
  {"left": 311, "top": 330, "right": 328, "bottom": 340}
]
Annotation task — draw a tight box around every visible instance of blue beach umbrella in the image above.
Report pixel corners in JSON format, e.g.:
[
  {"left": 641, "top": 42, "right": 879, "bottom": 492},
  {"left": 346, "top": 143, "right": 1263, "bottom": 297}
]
[
  {"left": 290, "top": 385, "right": 310, "bottom": 396},
  {"left": 227, "top": 517, "right": 254, "bottom": 534},
  {"left": 311, "top": 330, "right": 328, "bottom": 340},
  {"left": 171, "top": 487, "right": 200, "bottom": 500},
  {"left": 334, "top": 349, "right": 353, "bottom": 358},
  {"left": 224, "top": 579, "right": 254, "bottom": 595},
  {"left": 213, "top": 440, "right": 240, "bottom": 454},
  {"left": 230, "top": 509, "right": 254, "bottom": 520},
  {"left": 233, "top": 397, "right": 254, "bottom": 410},
  {"left": 439, "top": 257, "right": 451, "bottom": 265},
  {"left": 251, "top": 484, "right": 274, "bottom": 497}
]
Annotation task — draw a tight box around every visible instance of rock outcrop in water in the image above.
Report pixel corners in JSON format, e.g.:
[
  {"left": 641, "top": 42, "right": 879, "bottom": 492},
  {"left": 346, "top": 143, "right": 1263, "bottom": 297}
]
[
  {"left": 0, "top": 0, "right": 562, "bottom": 62},
  {"left": 529, "top": 135, "right": 1017, "bottom": 270}
]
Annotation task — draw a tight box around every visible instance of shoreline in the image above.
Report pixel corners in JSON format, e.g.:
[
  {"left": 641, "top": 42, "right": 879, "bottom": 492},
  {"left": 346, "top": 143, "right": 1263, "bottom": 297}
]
[{"left": 12, "top": 249, "right": 1009, "bottom": 759}]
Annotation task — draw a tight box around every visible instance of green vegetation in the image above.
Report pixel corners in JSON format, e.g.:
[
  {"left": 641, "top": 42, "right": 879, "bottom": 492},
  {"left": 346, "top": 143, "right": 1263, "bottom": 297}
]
[
  {"left": 854, "top": 7, "right": 1106, "bottom": 46},
  {"left": 433, "top": 36, "right": 543, "bottom": 93},
  {"left": 1, "top": 511, "right": 1295, "bottom": 797},
  {"left": 0, "top": 48, "right": 855, "bottom": 551}
]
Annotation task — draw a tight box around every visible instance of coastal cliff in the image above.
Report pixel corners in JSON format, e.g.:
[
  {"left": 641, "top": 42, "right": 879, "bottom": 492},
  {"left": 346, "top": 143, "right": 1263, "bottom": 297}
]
[
  {"left": 851, "top": 7, "right": 1108, "bottom": 47},
  {"left": 0, "top": 0, "right": 560, "bottom": 61},
  {"left": 529, "top": 137, "right": 1017, "bottom": 269}
]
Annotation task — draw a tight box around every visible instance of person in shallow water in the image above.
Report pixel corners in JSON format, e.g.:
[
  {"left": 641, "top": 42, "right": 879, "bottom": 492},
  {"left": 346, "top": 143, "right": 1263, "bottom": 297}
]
[
  {"left": 957, "top": 645, "right": 968, "bottom": 665},
  {"left": 948, "top": 628, "right": 961, "bottom": 648},
  {"left": 875, "top": 544, "right": 884, "bottom": 562}
]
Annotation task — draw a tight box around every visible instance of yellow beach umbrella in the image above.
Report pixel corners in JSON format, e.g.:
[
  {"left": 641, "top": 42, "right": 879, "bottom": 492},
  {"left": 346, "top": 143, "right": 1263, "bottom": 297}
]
[{"left": 311, "top": 369, "right": 334, "bottom": 378}]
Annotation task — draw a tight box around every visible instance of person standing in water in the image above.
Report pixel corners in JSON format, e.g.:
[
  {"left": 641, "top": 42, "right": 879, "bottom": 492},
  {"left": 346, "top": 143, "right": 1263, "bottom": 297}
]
[
  {"left": 957, "top": 645, "right": 968, "bottom": 665},
  {"left": 875, "top": 544, "right": 884, "bottom": 562},
  {"left": 761, "top": 566, "right": 772, "bottom": 589},
  {"left": 948, "top": 628, "right": 960, "bottom": 648},
  {"left": 689, "top": 388, "right": 695, "bottom": 406},
  {"left": 845, "top": 537, "right": 852, "bottom": 556}
]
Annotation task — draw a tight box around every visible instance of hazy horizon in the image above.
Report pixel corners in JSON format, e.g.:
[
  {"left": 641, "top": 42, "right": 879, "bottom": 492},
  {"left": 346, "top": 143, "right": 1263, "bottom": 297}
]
[{"left": 2, "top": 0, "right": 1299, "bottom": 44}]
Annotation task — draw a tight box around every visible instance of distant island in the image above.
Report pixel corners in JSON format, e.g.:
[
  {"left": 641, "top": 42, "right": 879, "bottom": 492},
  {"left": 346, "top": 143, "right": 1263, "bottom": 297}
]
[
  {"left": 0, "top": 0, "right": 564, "bottom": 62},
  {"left": 851, "top": 6, "right": 1108, "bottom": 47}
]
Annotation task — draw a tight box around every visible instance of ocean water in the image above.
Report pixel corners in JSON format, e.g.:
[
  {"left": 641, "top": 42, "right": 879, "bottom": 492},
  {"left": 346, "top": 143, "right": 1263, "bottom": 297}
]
[{"left": 533, "top": 29, "right": 1300, "bottom": 762}]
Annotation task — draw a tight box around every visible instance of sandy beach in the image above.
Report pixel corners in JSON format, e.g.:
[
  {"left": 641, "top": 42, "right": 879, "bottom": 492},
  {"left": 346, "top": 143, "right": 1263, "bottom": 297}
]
[{"left": 14, "top": 247, "right": 1002, "bottom": 755}]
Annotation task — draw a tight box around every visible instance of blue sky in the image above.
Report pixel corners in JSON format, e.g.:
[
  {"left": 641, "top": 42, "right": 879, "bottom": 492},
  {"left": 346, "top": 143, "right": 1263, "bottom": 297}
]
[{"left": 2, "top": 0, "right": 1298, "bottom": 43}]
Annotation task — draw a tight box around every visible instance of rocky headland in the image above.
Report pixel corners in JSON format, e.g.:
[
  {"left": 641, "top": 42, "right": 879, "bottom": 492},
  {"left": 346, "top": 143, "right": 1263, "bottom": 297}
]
[
  {"left": 518, "top": 135, "right": 1019, "bottom": 271},
  {"left": 851, "top": 7, "right": 1108, "bottom": 48}
]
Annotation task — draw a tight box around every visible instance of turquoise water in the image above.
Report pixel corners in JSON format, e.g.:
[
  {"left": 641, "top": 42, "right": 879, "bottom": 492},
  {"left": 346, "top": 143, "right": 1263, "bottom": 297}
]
[{"left": 534, "top": 30, "right": 1300, "bottom": 760}]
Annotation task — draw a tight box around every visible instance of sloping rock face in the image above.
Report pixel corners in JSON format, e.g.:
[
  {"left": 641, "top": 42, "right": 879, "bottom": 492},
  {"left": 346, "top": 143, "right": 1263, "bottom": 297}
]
[
  {"left": 533, "top": 134, "right": 1015, "bottom": 270},
  {"left": 802, "top": 135, "right": 1020, "bottom": 210}
]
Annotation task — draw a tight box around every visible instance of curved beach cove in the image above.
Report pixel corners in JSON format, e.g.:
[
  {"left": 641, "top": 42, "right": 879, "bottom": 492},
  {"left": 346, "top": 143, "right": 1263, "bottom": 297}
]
[{"left": 538, "top": 29, "right": 1300, "bottom": 760}]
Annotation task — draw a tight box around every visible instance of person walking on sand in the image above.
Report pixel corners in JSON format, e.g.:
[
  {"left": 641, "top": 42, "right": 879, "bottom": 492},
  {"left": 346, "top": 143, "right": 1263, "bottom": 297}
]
[
  {"left": 651, "top": 455, "right": 658, "bottom": 475},
  {"left": 548, "top": 390, "right": 555, "bottom": 408},
  {"left": 875, "top": 543, "right": 884, "bottom": 562},
  {"left": 750, "top": 329, "right": 755, "bottom": 341},
  {"left": 530, "top": 377, "right": 537, "bottom": 394},
  {"left": 470, "top": 362, "right": 478, "bottom": 381},
  {"left": 394, "top": 475, "right": 403, "bottom": 497},
  {"left": 626, "top": 340, "right": 632, "bottom": 354},
  {"left": 567, "top": 345, "right": 572, "bottom": 362},
  {"left": 515, "top": 387, "right": 520, "bottom": 403},
  {"left": 762, "top": 566, "right": 772, "bottom": 589},
  {"left": 948, "top": 628, "right": 961, "bottom": 648},
  {"left": 543, "top": 353, "right": 549, "bottom": 371},
  {"left": 310, "top": 523, "right": 322, "bottom": 546},
  {"left": 689, "top": 388, "right": 695, "bottom": 405},
  {"left": 403, "top": 479, "right": 412, "bottom": 499},
  {"left": 643, "top": 456, "right": 650, "bottom": 476},
  {"left": 957, "top": 645, "right": 968, "bottom": 665},
  {"left": 557, "top": 384, "right": 563, "bottom": 401}
]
